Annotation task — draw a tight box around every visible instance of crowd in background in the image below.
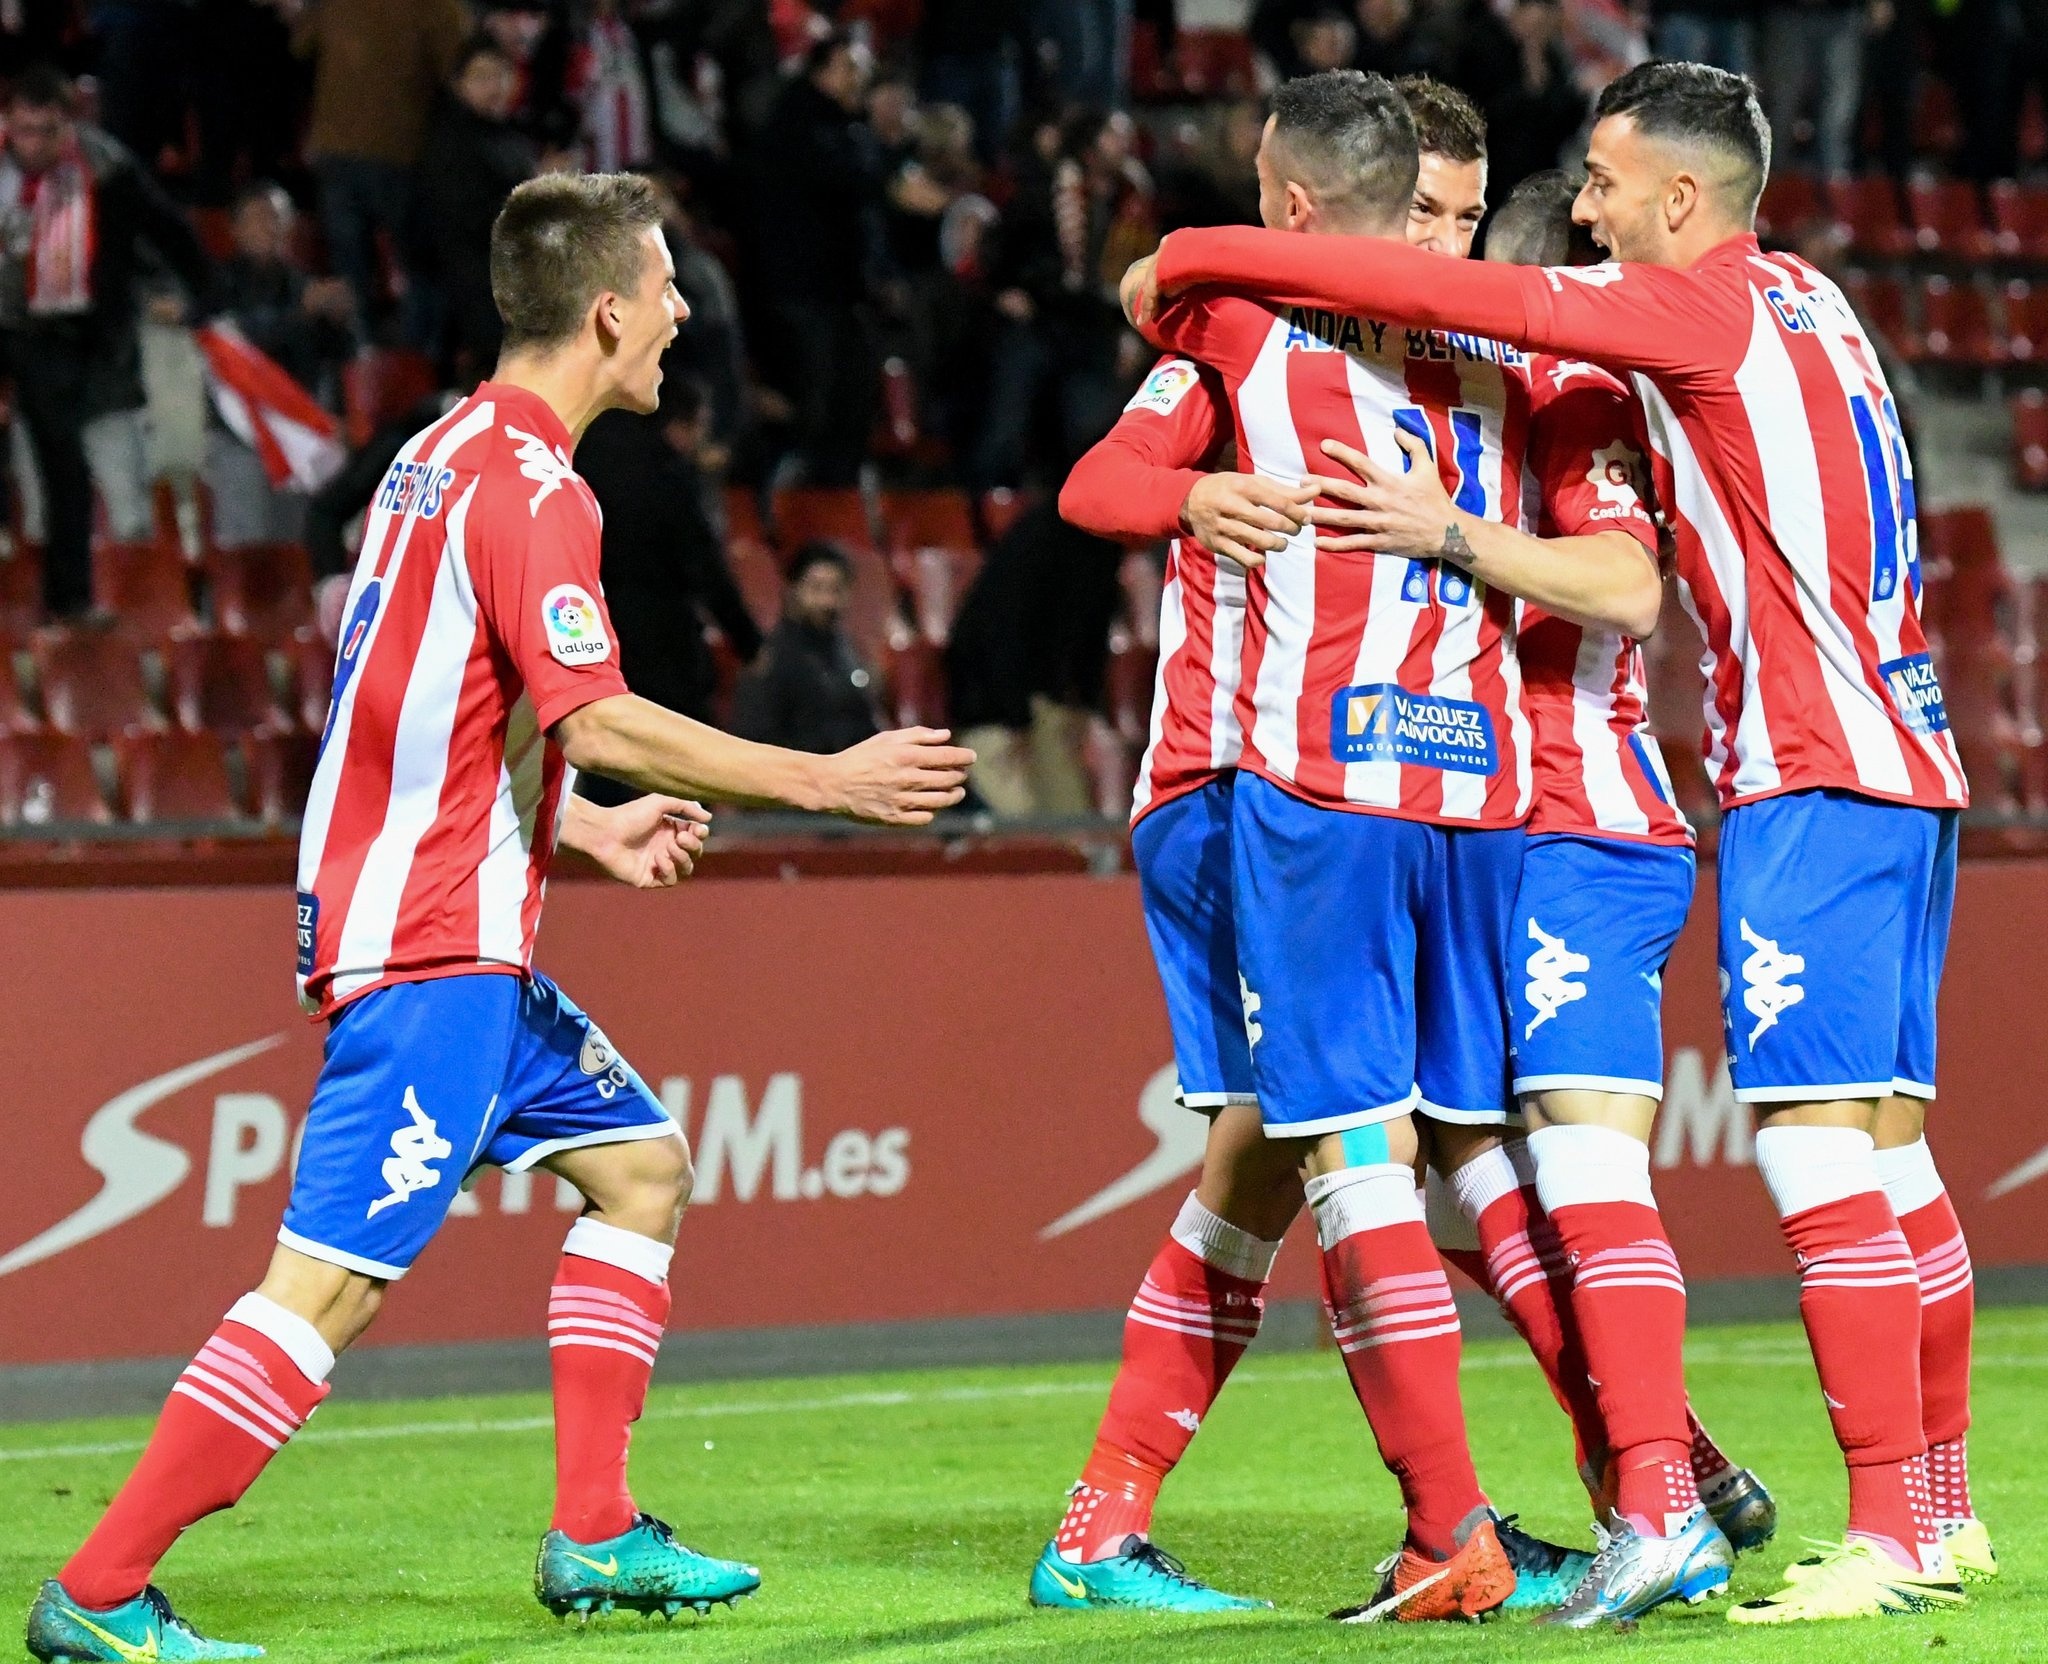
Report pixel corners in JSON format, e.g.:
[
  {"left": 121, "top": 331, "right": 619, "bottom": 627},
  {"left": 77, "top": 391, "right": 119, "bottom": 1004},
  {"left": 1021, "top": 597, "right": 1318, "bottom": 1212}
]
[{"left": 0, "top": 0, "right": 2035, "bottom": 820}]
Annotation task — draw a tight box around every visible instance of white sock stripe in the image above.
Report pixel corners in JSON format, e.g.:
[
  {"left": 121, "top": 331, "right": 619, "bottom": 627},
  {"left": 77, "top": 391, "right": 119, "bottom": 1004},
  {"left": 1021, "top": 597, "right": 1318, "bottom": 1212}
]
[
  {"left": 169, "top": 1381, "right": 286, "bottom": 1450},
  {"left": 1446, "top": 1145, "right": 1524, "bottom": 1223},
  {"left": 1129, "top": 1294, "right": 1262, "bottom": 1338},
  {"left": 1132, "top": 1278, "right": 1259, "bottom": 1318},
  {"left": 1331, "top": 1298, "right": 1461, "bottom": 1337},
  {"left": 1491, "top": 1265, "right": 1549, "bottom": 1304},
  {"left": 195, "top": 1339, "right": 307, "bottom": 1426},
  {"left": 1126, "top": 1310, "right": 1258, "bottom": 1344},
  {"left": 1918, "top": 1268, "right": 1975, "bottom": 1304},
  {"left": 1914, "top": 1236, "right": 1971, "bottom": 1273},
  {"left": 182, "top": 1363, "right": 300, "bottom": 1440},
  {"left": 1337, "top": 1318, "right": 1464, "bottom": 1352},
  {"left": 547, "top": 1315, "right": 668, "bottom": 1347},
  {"left": 547, "top": 1334, "right": 659, "bottom": 1365},
  {"left": 1577, "top": 1274, "right": 1690, "bottom": 1294},
  {"left": 1872, "top": 1138, "right": 1947, "bottom": 1218},
  {"left": 1801, "top": 1271, "right": 1924, "bottom": 1289},
  {"left": 1755, "top": 1124, "right": 1880, "bottom": 1219},
  {"left": 550, "top": 1285, "right": 665, "bottom": 1327},
  {"left": 548, "top": 1294, "right": 665, "bottom": 1337},
  {"left": 1580, "top": 1243, "right": 1682, "bottom": 1270}
]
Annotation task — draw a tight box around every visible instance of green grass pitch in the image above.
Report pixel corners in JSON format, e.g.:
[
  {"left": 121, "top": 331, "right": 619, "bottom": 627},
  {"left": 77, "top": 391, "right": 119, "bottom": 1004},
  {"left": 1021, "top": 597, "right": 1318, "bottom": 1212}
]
[{"left": 4, "top": 1309, "right": 2042, "bottom": 1662}]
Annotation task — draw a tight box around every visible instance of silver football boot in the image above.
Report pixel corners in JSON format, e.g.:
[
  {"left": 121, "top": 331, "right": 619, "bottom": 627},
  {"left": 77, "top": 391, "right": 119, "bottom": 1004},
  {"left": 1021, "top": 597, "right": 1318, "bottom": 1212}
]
[{"left": 1538, "top": 1510, "right": 1735, "bottom": 1628}]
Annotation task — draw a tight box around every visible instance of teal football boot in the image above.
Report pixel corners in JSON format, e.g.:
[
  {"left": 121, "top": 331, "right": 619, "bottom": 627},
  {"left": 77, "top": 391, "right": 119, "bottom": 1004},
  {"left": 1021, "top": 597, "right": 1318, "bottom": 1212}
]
[
  {"left": 535, "top": 1512, "right": 760, "bottom": 1620},
  {"left": 1028, "top": 1536, "right": 1269, "bottom": 1612},
  {"left": 26, "top": 1581, "right": 263, "bottom": 1661},
  {"left": 1493, "top": 1511, "right": 1597, "bottom": 1611}
]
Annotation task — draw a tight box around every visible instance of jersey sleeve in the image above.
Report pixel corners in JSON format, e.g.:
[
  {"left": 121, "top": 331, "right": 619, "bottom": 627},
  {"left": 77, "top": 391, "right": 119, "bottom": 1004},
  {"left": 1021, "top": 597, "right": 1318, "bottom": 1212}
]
[
  {"left": 1528, "top": 368, "right": 1659, "bottom": 554},
  {"left": 1059, "top": 356, "right": 1229, "bottom": 544},
  {"left": 1154, "top": 226, "right": 1747, "bottom": 384},
  {"left": 470, "top": 475, "right": 631, "bottom": 732}
]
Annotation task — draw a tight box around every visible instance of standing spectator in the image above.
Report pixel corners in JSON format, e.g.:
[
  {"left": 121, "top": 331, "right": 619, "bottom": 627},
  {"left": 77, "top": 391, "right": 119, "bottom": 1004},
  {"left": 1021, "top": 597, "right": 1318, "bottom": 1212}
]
[
  {"left": 740, "top": 31, "right": 887, "bottom": 486},
  {"left": 288, "top": 0, "right": 466, "bottom": 340},
  {"left": 416, "top": 35, "right": 538, "bottom": 380},
  {"left": 480, "top": 0, "right": 579, "bottom": 154},
  {"left": 87, "top": 0, "right": 195, "bottom": 168},
  {"left": 917, "top": 0, "right": 1031, "bottom": 168},
  {"left": 1481, "top": 0, "right": 1589, "bottom": 197},
  {"left": 201, "top": 182, "right": 355, "bottom": 547},
  {"left": 730, "top": 542, "right": 882, "bottom": 756},
  {"left": 1644, "top": 0, "right": 1759, "bottom": 75},
  {"left": 569, "top": 0, "right": 653, "bottom": 172},
  {"left": 0, "top": 65, "right": 210, "bottom": 620},
  {"left": 648, "top": 181, "right": 750, "bottom": 473},
  {"left": 1034, "top": 0, "right": 1131, "bottom": 109},
  {"left": 1765, "top": 0, "right": 1885, "bottom": 179}
]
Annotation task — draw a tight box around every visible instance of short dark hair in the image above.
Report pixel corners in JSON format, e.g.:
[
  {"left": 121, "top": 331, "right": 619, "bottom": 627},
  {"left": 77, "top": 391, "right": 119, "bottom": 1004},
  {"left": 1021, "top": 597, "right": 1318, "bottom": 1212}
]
[
  {"left": 1593, "top": 59, "right": 1770, "bottom": 218},
  {"left": 1396, "top": 75, "right": 1485, "bottom": 165},
  {"left": 788, "top": 541, "right": 852, "bottom": 585},
  {"left": 8, "top": 63, "right": 74, "bottom": 113},
  {"left": 1268, "top": 69, "right": 1418, "bottom": 233},
  {"left": 490, "top": 172, "right": 664, "bottom": 353},
  {"left": 1484, "top": 169, "right": 1601, "bottom": 267}
]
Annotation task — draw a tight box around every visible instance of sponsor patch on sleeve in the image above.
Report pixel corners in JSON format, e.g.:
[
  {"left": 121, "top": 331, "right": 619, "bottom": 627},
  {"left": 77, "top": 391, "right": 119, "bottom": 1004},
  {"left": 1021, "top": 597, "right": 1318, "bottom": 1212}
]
[
  {"left": 1124, "top": 359, "right": 1200, "bottom": 416},
  {"left": 295, "top": 890, "right": 319, "bottom": 979},
  {"left": 1880, "top": 652, "right": 1949, "bottom": 735},
  {"left": 542, "top": 583, "right": 612, "bottom": 665},
  {"left": 1330, "top": 683, "right": 1498, "bottom": 774}
]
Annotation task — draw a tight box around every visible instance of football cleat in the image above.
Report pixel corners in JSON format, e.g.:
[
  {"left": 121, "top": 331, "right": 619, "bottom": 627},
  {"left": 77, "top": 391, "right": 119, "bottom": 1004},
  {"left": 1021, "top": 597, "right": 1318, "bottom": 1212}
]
[
  {"left": 535, "top": 1512, "right": 760, "bottom": 1620},
  {"left": 1027, "top": 1537, "right": 1268, "bottom": 1612},
  {"left": 26, "top": 1581, "right": 263, "bottom": 1662},
  {"left": 1332, "top": 1517, "right": 1516, "bottom": 1624},
  {"left": 1702, "top": 1464, "right": 1779, "bottom": 1554},
  {"left": 1490, "top": 1511, "right": 1594, "bottom": 1611},
  {"left": 1729, "top": 1539, "right": 1966, "bottom": 1624},
  {"left": 1538, "top": 1509, "right": 1734, "bottom": 1628},
  {"left": 1940, "top": 1519, "right": 1998, "bottom": 1584}
]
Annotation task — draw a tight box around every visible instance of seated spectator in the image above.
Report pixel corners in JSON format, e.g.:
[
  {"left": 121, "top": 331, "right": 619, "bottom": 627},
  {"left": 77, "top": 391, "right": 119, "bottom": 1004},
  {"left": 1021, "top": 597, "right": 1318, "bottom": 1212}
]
[
  {"left": 730, "top": 543, "right": 882, "bottom": 756},
  {"left": 201, "top": 182, "right": 356, "bottom": 548},
  {"left": 0, "top": 64, "right": 210, "bottom": 621},
  {"left": 417, "top": 35, "right": 540, "bottom": 381}
]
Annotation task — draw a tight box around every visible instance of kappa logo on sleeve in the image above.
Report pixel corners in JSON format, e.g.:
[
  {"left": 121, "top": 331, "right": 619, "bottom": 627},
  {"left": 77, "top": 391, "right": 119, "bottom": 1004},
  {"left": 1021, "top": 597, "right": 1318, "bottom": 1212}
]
[
  {"left": 1124, "top": 359, "right": 1200, "bottom": 416},
  {"left": 542, "top": 584, "right": 612, "bottom": 665},
  {"left": 1547, "top": 263, "right": 1625, "bottom": 290}
]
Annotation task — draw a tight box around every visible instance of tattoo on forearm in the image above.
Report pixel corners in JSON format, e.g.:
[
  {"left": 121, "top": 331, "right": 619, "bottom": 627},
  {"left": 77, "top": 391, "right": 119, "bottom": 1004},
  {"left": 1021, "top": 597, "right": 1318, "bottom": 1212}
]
[{"left": 1440, "top": 522, "right": 1474, "bottom": 567}]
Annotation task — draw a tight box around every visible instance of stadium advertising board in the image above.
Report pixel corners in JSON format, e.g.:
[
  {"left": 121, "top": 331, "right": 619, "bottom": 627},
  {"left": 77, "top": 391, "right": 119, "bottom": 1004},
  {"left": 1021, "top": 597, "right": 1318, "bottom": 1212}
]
[{"left": 3, "top": 864, "right": 2046, "bottom": 1366}]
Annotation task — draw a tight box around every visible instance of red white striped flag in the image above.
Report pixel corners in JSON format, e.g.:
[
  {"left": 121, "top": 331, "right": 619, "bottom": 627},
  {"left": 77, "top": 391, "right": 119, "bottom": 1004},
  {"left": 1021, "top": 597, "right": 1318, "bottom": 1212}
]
[{"left": 195, "top": 321, "right": 346, "bottom": 492}]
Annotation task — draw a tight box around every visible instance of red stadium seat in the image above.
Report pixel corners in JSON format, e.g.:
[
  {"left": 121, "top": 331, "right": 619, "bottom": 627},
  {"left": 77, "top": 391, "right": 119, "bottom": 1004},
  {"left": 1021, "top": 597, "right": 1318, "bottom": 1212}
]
[
  {"left": 1906, "top": 178, "right": 1993, "bottom": 258},
  {"left": 1084, "top": 715, "right": 1137, "bottom": 820},
  {"left": 772, "top": 488, "right": 877, "bottom": 556},
  {"left": 0, "top": 637, "right": 32, "bottom": 733},
  {"left": 1120, "top": 551, "right": 1164, "bottom": 654},
  {"left": 342, "top": 348, "right": 439, "bottom": 450},
  {"left": 2004, "top": 281, "right": 2048, "bottom": 363},
  {"left": 0, "top": 732, "right": 111, "bottom": 826},
  {"left": 839, "top": 549, "right": 910, "bottom": 674},
  {"left": 245, "top": 730, "right": 321, "bottom": 824},
  {"left": 167, "top": 631, "right": 289, "bottom": 736},
  {"left": 1104, "top": 626, "right": 1157, "bottom": 748},
  {"left": 289, "top": 627, "right": 336, "bottom": 734},
  {"left": 724, "top": 534, "right": 786, "bottom": 634},
  {"left": 0, "top": 547, "right": 42, "bottom": 634},
  {"left": 30, "top": 629, "right": 156, "bottom": 737},
  {"left": 1919, "top": 505, "right": 2002, "bottom": 573},
  {"left": 883, "top": 636, "right": 947, "bottom": 728},
  {"left": 190, "top": 206, "right": 236, "bottom": 263},
  {"left": 93, "top": 541, "right": 196, "bottom": 638},
  {"left": 723, "top": 485, "right": 768, "bottom": 548},
  {"left": 880, "top": 488, "right": 978, "bottom": 556},
  {"left": 1913, "top": 277, "right": 2002, "bottom": 366},
  {"left": 1825, "top": 175, "right": 1913, "bottom": 259},
  {"left": 1841, "top": 270, "right": 1911, "bottom": 357},
  {"left": 115, "top": 731, "right": 245, "bottom": 824},
  {"left": 2014, "top": 390, "right": 2048, "bottom": 491},
  {"left": 1990, "top": 179, "right": 2048, "bottom": 259},
  {"left": 208, "top": 542, "right": 314, "bottom": 640},
  {"left": 874, "top": 356, "right": 919, "bottom": 458},
  {"left": 896, "top": 545, "right": 981, "bottom": 646},
  {"left": 1173, "top": 30, "right": 1257, "bottom": 98}
]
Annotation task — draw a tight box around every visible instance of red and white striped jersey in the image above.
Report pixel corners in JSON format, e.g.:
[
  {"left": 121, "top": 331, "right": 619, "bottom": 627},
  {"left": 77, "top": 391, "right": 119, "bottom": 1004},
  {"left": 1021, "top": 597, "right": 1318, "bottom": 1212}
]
[
  {"left": 295, "top": 383, "right": 630, "bottom": 1018},
  {"left": 1157, "top": 229, "right": 1969, "bottom": 810},
  {"left": 1519, "top": 356, "right": 1691, "bottom": 844},
  {"left": 1059, "top": 356, "right": 1245, "bottom": 824},
  {"left": 1151, "top": 289, "right": 1534, "bottom": 826}
]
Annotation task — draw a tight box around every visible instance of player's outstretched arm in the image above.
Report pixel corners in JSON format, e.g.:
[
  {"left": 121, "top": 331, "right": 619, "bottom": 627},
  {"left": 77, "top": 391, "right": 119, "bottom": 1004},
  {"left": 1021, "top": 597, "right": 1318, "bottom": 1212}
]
[
  {"left": 1310, "top": 431, "right": 1662, "bottom": 639},
  {"left": 554, "top": 694, "right": 974, "bottom": 825}
]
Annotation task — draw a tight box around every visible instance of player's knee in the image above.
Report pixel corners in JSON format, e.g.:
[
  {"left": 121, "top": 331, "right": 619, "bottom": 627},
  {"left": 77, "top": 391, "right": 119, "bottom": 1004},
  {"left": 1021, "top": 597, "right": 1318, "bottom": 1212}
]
[{"left": 604, "top": 1132, "right": 693, "bottom": 1235}]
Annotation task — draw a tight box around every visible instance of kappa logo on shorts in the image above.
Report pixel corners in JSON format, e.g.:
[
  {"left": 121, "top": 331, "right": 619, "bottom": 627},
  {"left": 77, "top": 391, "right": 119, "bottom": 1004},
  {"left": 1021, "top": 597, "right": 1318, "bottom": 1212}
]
[
  {"left": 1737, "top": 918, "right": 1806, "bottom": 1047},
  {"left": 1239, "top": 974, "right": 1264, "bottom": 1049},
  {"left": 1523, "top": 919, "right": 1590, "bottom": 1038},
  {"left": 365, "top": 1086, "right": 455, "bottom": 1219}
]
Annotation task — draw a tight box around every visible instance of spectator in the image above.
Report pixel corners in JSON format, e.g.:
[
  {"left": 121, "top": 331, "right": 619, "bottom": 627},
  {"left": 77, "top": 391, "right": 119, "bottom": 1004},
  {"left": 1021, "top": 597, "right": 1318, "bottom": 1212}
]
[
  {"left": 192, "top": 0, "right": 306, "bottom": 207},
  {"left": 739, "top": 31, "right": 887, "bottom": 487},
  {"left": 416, "top": 35, "right": 539, "bottom": 380},
  {"left": 730, "top": 542, "right": 882, "bottom": 755},
  {"left": 1034, "top": 0, "right": 1132, "bottom": 109},
  {"left": 89, "top": 0, "right": 196, "bottom": 168},
  {"left": 0, "top": 64, "right": 210, "bottom": 620},
  {"left": 1251, "top": 0, "right": 1350, "bottom": 80},
  {"left": 576, "top": 378, "right": 763, "bottom": 800},
  {"left": 1644, "top": 0, "right": 1759, "bottom": 76},
  {"left": 479, "top": 0, "right": 579, "bottom": 154},
  {"left": 568, "top": 0, "right": 653, "bottom": 172},
  {"left": 201, "top": 182, "right": 356, "bottom": 548},
  {"left": 1765, "top": 1, "right": 1884, "bottom": 180},
  {"left": 1353, "top": 0, "right": 1443, "bottom": 80},
  {"left": 1482, "top": 1, "right": 1589, "bottom": 197},
  {"left": 647, "top": 179, "right": 750, "bottom": 474},
  {"left": 289, "top": 0, "right": 466, "bottom": 341},
  {"left": 917, "top": 0, "right": 1032, "bottom": 167}
]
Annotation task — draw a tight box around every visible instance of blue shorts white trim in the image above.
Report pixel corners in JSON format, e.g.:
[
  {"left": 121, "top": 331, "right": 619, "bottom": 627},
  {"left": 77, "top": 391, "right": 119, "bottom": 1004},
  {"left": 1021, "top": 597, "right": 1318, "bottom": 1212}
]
[
  {"left": 1509, "top": 834, "right": 1696, "bottom": 1100},
  {"left": 1231, "top": 773, "right": 1523, "bottom": 1136},
  {"left": 1717, "top": 789, "right": 1957, "bottom": 1105},
  {"left": 279, "top": 972, "right": 676, "bottom": 1278},
  {"left": 1132, "top": 776, "right": 1256, "bottom": 1111}
]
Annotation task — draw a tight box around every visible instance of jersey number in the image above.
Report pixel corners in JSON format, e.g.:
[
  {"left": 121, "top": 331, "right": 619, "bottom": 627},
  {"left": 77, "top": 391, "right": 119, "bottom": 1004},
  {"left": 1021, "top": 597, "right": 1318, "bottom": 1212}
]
[
  {"left": 1849, "top": 392, "right": 1918, "bottom": 604},
  {"left": 1392, "top": 404, "right": 1486, "bottom": 606},
  {"left": 320, "top": 578, "right": 383, "bottom": 753}
]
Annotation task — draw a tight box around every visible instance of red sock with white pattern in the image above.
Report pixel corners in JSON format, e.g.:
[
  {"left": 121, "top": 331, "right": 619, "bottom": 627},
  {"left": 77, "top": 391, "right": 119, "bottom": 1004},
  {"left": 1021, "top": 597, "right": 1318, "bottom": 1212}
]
[
  {"left": 1756, "top": 1126, "right": 1936, "bottom": 1571},
  {"left": 549, "top": 1218, "right": 673, "bottom": 1543},
  {"left": 1876, "top": 1137, "right": 1976, "bottom": 1525},
  {"left": 1315, "top": 1163, "right": 1487, "bottom": 1561},
  {"left": 1058, "top": 1195, "right": 1278, "bottom": 1562},
  {"left": 62, "top": 1294, "right": 333, "bottom": 1608},
  {"left": 1687, "top": 1405, "right": 1737, "bottom": 1495}
]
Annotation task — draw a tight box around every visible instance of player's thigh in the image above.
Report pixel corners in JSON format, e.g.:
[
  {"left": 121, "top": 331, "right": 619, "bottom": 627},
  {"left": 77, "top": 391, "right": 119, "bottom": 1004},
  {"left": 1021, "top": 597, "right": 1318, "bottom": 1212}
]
[
  {"left": 1717, "top": 789, "right": 1933, "bottom": 1107},
  {"left": 1509, "top": 832, "right": 1696, "bottom": 1105},
  {"left": 1892, "top": 807, "right": 1959, "bottom": 1102},
  {"left": 1194, "top": 1101, "right": 1305, "bottom": 1242},
  {"left": 1132, "top": 775, "right": 1255, "bottom": 1115},
  {"left": 1414, "top": 824, "right": 1525, "bottom": 1127},
  {"left": 1230, "top": 774, "right": 1425, "bottom": 1138},
  {"left": 281, "top": 975, "right": 525, "bottom": 1280},
  {"left": 490, "top": 976, "right": 686, "bottom": 1222}
]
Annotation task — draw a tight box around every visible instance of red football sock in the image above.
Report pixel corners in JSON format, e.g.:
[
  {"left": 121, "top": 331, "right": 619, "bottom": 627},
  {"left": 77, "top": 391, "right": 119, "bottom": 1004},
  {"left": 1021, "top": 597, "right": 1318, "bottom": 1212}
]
[
  {"left": 1879, "top": 1140, "right": 1976, "bottom": 1522},
  {"left": 1059, "top": 1196, "right": 1275, "bottom": 1562},
  {"left": 548, "top": 1221, "right": 673, "bottom": 1543},
  {"left": 1687, "top": 1404, "right": 1736, "bottom": 1491},
  {"left": 63, "top": 1300, "right": 330, "bottom": 1609},
  {"left": 1316, "top": 1166, "right": 1486, "bottom": 1561}
]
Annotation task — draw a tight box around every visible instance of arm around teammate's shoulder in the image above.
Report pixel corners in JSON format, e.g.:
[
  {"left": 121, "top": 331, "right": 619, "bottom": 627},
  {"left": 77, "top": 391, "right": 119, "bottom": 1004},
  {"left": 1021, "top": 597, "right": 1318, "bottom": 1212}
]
[{"left": 553, "top": 694, "right": 974, "bottom": 825}]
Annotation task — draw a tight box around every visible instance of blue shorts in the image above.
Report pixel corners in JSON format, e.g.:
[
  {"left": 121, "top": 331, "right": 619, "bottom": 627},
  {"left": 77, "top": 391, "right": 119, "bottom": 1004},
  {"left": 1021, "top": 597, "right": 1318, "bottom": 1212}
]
[
  {"left": 279, "top": 972, "right": 676, "bottom": 1278},
  {"left": 1231, "top": 772, "right": 1524, "bottom": 1136},
  {"left": 1717, "top": 789, "right": 1958, "bottom": 1104},
  {"left": 1509, "top": 834, "right": 1697, "bottom": 1099},
  {"left": 1132, "top": 776, "right": 1255, "bottom": 1110}
]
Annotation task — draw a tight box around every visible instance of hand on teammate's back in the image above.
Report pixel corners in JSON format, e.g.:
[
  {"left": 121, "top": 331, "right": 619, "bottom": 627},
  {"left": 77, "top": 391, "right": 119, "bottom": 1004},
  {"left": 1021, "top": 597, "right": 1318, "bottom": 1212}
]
[{"left": 823, "top": 728, "right": 976, "bottom": 825}]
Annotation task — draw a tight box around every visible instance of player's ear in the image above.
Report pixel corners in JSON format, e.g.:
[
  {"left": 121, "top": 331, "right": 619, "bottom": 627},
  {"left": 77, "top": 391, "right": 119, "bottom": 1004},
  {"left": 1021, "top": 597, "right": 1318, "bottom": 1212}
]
[
  {"left": 1285, "top": 179, "right": 1313, "bottom": 231},
  {"left": 1664, "top": 171, "right": 1700, "bottom": 235},
  {"left": 593, "top": 289, "right": 625, "bottom": 350}
]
